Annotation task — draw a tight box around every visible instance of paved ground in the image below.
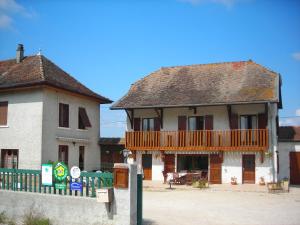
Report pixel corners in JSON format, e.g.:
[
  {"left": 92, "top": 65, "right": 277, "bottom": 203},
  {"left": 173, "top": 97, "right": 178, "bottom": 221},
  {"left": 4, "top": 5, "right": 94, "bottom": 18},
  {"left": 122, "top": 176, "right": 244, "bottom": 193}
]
[{"left": 143, "top": 182, "right": 300, "bottom": 225}]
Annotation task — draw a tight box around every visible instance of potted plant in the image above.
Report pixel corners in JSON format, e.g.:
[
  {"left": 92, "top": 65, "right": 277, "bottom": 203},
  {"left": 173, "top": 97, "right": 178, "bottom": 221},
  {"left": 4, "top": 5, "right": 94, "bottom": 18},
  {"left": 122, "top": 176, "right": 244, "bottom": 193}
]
[
  {"left": 231, "top": 177, "right": 237, "bottom": 185},
  {"left": 281, "top": 178, "right": 289, "bottom": 192},
  {"left": 259, "top": 177, "right": 265, "bottom": 185}
]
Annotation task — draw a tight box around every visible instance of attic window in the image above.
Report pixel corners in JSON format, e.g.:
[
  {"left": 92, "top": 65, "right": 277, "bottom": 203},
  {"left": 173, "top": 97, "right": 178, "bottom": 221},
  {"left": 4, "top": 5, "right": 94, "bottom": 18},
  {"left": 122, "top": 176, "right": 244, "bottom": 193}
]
[{"left": 78, "top": 107, "right": 91, "bottom": 129}]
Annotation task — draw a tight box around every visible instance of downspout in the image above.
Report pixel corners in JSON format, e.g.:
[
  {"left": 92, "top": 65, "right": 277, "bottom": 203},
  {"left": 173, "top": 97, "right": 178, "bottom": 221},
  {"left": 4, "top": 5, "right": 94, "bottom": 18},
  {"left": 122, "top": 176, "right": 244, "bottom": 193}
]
[{"left": 268, "top": 102, "right": 275, "bottom": 182}]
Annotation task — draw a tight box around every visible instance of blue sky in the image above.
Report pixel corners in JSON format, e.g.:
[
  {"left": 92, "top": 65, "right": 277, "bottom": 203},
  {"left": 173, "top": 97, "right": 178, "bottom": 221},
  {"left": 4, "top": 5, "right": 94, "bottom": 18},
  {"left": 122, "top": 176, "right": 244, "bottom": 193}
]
[{"left": 0, "top": 0, "right": 300, "bottom": 137}]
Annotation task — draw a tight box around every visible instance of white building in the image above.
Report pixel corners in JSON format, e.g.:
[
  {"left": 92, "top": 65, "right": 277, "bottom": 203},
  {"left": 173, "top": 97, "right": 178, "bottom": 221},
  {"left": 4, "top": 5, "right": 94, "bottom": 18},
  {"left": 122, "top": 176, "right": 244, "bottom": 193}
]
[
  {"left": 278, "top": 126, "right": 300, "bottom": 185},
  {"left": 0, "top": 44, "right": 111, "bottom": 170},
  {"left": 111, "top": 61, "right": 282, "bottom": 184}
]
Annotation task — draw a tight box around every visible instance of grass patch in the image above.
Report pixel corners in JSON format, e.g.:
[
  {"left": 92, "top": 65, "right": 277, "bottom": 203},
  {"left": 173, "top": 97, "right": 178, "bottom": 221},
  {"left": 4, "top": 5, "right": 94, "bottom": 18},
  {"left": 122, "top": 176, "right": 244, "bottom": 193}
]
[
  {"left": 23, "top": 211, "right": 51, "bottom": 225},
  {"left": 0, "top": 211, "right": 16, "bottom": 225}
]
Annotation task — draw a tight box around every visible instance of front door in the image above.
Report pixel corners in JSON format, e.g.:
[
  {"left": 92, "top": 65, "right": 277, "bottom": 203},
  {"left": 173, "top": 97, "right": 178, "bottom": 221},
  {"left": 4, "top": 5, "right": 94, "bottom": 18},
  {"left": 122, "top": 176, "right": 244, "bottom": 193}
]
[
  {"left": 242, "top": 154, "right": 255, "bottom": 184},
  {"left": 164, "top": 154, "right": 175, "bottom": 173},
  {"left": 142, "top": 154, "right": 152, "bottom": 180},
  {"left": 290, "top": 152, "right": 300, "bottom": 185},
  {"left": 209, "top": 154, "right": 222, "bottom": 184}
]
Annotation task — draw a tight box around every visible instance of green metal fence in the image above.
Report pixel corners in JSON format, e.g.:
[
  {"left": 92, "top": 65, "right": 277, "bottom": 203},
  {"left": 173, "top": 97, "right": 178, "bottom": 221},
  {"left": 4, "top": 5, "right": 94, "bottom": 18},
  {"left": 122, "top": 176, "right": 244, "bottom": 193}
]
[{"left": 0, "top": 168, "right": 113, "bottom": 198}]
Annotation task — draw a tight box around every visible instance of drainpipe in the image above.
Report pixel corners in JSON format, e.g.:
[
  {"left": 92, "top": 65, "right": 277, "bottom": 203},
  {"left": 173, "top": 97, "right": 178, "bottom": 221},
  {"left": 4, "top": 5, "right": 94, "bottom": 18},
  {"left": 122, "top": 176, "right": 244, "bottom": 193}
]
[{"left": 269, "top": 102, "right": 276, "bottom": 183}]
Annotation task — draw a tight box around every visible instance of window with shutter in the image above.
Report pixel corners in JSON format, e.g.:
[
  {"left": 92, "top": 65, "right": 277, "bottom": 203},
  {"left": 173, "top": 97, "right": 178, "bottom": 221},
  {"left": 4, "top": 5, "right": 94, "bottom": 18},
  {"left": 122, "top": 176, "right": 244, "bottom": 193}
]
[
  {"left": 58, "top": 145, "right": 69, "bottom": 166},
  {"left": 1, "top": 149, "right": 18, "bottom": 169},
  {"left": 79, "top": 146, "right": 85, "bottom": 170},
  {"left": 78, "top": 107, "right": 91, "bottom": 129},
  {"left": 0, "top": 101, "right": 8, "bottom": 126},
  {"left": 59, "top": 103, "right": 69, "bottom": 128}
]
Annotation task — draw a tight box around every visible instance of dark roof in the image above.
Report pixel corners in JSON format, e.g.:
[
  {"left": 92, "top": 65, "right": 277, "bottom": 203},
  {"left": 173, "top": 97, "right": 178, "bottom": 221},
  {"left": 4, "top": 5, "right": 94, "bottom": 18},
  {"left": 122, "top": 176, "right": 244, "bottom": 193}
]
[
  {"left": 278, "top": 126, "right": 300, "bottom": 142},
  {"left": 0, "top": 55, "right": 112, "bottom": 103},
  {"left": 111, "top": 60, "right": 281, "bottom": 109},
  {"left": 99, "top": 137, "right": 125, "bottom": 145}
]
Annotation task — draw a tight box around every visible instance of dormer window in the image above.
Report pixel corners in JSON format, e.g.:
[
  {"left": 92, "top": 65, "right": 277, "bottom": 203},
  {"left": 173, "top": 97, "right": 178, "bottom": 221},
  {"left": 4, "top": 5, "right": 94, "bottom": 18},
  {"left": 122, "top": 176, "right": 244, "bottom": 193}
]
[{"left": 78, "top": 107, "right": 91, "bottom": 129}]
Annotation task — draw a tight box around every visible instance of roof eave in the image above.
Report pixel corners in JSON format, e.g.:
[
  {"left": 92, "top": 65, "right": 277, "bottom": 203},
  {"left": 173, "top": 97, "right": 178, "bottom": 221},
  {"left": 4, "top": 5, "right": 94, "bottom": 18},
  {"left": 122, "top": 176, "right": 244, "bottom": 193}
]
[{"left": 110, "top": 100, "right": 279, "bottom": 110}]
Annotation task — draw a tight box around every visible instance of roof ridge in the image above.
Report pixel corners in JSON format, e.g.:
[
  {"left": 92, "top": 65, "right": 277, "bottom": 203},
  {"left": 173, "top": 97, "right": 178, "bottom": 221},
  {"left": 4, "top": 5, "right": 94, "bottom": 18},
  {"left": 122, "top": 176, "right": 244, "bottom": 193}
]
[
  {"left": 38, "top": 55, "right": 45, "bottom": 80},
  {"left": 162, "top": 60, "right": 252, "bottom": 69}
]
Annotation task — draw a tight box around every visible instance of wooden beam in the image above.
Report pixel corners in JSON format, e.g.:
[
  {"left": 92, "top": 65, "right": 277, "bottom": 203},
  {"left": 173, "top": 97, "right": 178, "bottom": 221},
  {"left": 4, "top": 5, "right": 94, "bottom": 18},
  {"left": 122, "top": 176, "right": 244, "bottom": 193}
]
[
  {"left": 125, "top": 109, "right": 134, "bottom": 129},
  {"left": 154, "top": 108, "right": 164, "bottom": 129},
  {"left": 227, "top": 105, "right": 232, "bottom": 128},
  {"left": 189, "top": 106, "right": 197, "bottom": 114}
]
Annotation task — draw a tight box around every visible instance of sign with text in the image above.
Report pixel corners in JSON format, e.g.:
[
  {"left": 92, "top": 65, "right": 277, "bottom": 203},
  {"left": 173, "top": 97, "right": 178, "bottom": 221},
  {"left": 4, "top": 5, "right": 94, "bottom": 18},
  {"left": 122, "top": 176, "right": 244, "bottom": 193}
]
[
  {"left": 70, "top": 182, "right": 83, "bottom": 191},
  {"left": 42, "top": 164, "right": 53, "bottom": 186},
  {"left": 55, "top": 183, "right": 67, "bottom": 190},
  {"left": 53, "top": 162, "right": 69, "bottom": 182}
]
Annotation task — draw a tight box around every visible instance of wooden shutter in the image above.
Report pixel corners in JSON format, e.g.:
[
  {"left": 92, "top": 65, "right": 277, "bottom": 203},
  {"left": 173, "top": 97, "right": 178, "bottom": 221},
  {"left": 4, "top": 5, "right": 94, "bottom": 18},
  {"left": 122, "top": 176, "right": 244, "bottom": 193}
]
[
  {"left": 59, "top": 103, "right": 69, "bottom": 127},
  {"left": 79, "top": 107, "right": 91, "bottom": 128},
  {"left": 0, "top": 101, "right": 8, "bottom": 126},
  {"left": 133, "top": 118, "right": 141, "bottom": 131},
  {"left": 178, "top": 116, "right": 187, "bottom": 130},
  {"left": 154, "top": 117, "right": 161, "bottom": 131},
  {"left": 258, "top": 113, "right": 268, "bottom": 129},
  {"left": 229, "top": 113, "right": 238, "bottom": 129},
  {"left": 205, "top": 115, "right": 213, "bottom": 130}
]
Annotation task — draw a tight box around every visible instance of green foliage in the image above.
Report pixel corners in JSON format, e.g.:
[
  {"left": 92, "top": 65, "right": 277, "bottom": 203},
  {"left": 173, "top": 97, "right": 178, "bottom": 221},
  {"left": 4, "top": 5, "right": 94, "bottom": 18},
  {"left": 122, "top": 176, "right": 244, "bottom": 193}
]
[
  {"left": 0, "top": 211, "right": 7, "bottom": 223},
  {"left": 192, "top": 180, "right": 209, "bottom": 189},
  {"left": 0, "top": 211, "right": 16, "bottom": 225},
  {"left": 23, "top": 211, "right": 51, "bottom": 225}
]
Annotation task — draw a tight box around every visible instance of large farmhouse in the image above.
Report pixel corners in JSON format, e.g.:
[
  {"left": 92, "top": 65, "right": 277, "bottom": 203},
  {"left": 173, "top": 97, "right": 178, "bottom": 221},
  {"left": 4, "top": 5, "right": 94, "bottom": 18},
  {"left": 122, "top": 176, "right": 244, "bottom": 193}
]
[{"left": 111, "top": 60, "right": 282, "bottom": 184}]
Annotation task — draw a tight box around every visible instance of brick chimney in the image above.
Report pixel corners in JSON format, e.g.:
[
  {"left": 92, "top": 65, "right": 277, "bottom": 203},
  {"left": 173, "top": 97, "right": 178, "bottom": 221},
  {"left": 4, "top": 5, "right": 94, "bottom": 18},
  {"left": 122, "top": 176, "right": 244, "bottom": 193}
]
[{"left": 16, "top": 44, "right": 24, "bottom": 63}]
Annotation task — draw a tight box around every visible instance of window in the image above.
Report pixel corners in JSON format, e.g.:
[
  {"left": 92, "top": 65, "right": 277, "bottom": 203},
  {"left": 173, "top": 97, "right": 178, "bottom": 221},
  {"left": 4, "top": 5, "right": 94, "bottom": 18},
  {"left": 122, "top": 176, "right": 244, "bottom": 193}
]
[
  {"left": 240, "top": 115, "right": 257, "bottom": 129},
  {"left": 58, "top": 145, "right": 69, "bottom": 165},
  {"left": 142, "top": 118, "right": 154, "bottom": 131},
  {"left": 188, "top": 116, "right": 204, "bottom": 131},
  {"left": 78, "top": 107, "right": 91, "bottom": 129},
  {"left": 79, "top": 146, "right": 85, "bottom": 170},
  {"left": 0, "top": 101, "right": 8, "bottom": 126},
  {"left": 1, "top": 149, "right": 18, "bottom": 168},
  {"left": 59, "top": 103, "right": 69, "bottom": 128}
]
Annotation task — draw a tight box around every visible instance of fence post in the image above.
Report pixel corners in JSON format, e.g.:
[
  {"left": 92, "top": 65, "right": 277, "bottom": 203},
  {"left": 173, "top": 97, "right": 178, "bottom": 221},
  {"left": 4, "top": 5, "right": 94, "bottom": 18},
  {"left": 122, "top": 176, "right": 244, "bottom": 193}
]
[{"left": 137, "top": 173, "right": 143, "bottom": 225}]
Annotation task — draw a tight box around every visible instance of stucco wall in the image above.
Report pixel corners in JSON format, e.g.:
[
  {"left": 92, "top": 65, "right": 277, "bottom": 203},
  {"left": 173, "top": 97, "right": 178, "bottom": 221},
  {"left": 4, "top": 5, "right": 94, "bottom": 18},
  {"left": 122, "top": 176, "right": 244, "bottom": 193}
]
[
  {"left": 278, "top": 142, "right": 300, "bottom": 180},
  {"left": 0, "top": 89, "right": 43, "bottom": 169},
  {"left": 222, "top": 152, "right": 273, "bottom": 184},
  {"left": 42, "top": 88, "right": 101, "bottom": 171}
]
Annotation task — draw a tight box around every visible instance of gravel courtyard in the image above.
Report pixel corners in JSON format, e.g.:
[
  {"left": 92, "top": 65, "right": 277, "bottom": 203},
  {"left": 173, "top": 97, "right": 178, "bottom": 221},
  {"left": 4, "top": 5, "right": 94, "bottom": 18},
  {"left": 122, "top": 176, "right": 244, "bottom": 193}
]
[{"left": 143, "top": 184, "right": 300, "bottom": 225}]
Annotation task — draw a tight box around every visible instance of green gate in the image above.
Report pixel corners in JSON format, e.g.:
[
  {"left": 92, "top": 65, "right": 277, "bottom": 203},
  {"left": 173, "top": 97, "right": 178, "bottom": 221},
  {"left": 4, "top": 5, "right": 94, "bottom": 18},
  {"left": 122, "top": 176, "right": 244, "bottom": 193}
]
[{"left": 137, "top": 174, "right": 143, "bottom": 225}]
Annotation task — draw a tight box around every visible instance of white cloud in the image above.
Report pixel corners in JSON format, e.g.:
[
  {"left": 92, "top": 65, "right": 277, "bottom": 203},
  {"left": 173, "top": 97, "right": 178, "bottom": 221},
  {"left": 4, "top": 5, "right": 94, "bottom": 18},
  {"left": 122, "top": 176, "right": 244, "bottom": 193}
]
[
  {"left": 0, "top": 13, "right": 12, "bottom": 28},
  {"left": 292, "top": 52, "right": 300, "bottom": 61},
  {"left": 296, "top": 109, "right": 300, "bottom": 116},
  {"left": 0, "top": 0, "right": 34, "bottom": 30},
  {"left": 178, "top": 0, "right": 239, "bottom": 8},
  {"left": 279, "top": 117, "right": 300, "bottom": 126}
]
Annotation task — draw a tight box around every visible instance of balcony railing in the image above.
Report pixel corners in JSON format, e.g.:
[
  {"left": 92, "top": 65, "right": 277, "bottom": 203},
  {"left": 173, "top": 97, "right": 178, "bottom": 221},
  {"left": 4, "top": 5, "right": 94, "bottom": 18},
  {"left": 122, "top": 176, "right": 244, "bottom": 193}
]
[{"left": 125, "top": 129, "right": 269, "bottom": 151}]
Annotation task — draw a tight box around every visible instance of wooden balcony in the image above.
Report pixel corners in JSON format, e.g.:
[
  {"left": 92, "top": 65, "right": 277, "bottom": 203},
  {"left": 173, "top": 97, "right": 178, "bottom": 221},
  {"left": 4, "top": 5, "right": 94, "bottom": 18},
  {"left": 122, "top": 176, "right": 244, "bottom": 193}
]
[{"left": 125, "top": 129, "right": 269, "bottom": 151}]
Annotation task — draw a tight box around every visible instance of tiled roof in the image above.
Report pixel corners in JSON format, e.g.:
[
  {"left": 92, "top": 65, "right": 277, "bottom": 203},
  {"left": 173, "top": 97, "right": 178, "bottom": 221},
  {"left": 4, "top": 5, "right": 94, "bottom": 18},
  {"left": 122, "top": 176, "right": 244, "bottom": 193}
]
[
  {"left": 278, "top": 126, "right": 300, "bottom": 142},
  {"left": 111, "top": 60, "right": 281, "bottom": 109},
  {"left": 99, "top": 137, "right": 125, "bottom": 145},
  {"left": 0, "top": 55, "right": 112, "bottom": 103}
]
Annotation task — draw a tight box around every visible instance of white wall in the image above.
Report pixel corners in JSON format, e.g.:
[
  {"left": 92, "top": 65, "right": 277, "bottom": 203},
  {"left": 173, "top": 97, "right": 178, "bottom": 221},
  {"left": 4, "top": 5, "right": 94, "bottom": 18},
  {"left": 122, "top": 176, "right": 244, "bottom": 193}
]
[
  {"left": 0, "top": 89, "right": 44, "bottom": 169},
  {"left": 278, "top": 142, "right": 300, "bottom": 180},
  {"left": 42, "top": 88, "right": 101, "bottom": 171}
]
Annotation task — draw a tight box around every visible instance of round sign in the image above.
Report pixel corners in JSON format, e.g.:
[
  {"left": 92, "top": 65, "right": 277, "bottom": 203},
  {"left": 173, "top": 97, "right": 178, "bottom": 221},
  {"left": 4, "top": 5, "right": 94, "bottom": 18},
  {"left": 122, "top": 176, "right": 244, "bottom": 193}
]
[
  {"left": 70, "top": 166, "right": 81, "bottom": 179},
  {"left": 53, "top": 162, "right": 69, "bottom": 182}
]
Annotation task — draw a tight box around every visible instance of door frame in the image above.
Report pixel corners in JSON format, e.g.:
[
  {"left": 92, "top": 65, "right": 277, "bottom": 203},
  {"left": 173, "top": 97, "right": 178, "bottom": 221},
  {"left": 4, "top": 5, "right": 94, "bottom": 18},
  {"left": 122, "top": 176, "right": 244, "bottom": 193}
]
[
  {"left": 209, "top": 154, "right": 222, "bottom": 184},
  {"left": 142, "top": 154, "right": 152, "bottom": 180},
  {"left": 290, "top": 152, "right": 300, "bottom": 185},
  {"left": 242, "top": 154, "right": 256, "bottom": 184}
]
